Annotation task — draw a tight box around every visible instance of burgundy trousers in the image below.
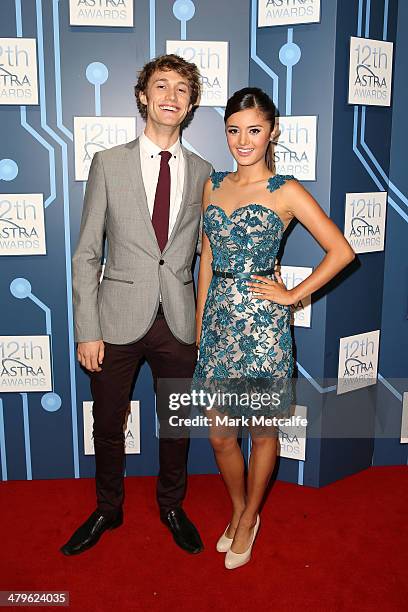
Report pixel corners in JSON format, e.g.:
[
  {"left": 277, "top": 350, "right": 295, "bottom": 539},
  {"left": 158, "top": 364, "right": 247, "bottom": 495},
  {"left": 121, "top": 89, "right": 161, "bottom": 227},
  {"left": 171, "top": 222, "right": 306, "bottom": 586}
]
[{"left": 90, "top": 310, "right": 197, "bottom": 518}]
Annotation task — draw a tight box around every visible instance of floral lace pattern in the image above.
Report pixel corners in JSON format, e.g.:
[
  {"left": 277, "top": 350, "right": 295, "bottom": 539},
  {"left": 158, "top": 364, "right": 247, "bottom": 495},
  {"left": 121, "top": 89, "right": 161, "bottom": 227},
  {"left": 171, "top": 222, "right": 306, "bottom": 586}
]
[{"left": 193, "top": 172, "right": 295, "bottom": 416}]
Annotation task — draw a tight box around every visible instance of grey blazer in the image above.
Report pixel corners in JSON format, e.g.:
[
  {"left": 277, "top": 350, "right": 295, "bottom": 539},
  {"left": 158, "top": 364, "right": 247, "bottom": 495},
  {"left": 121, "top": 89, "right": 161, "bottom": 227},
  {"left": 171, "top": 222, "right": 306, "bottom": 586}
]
[{"left": 72, "top": 137, "right": 212, "bottom": 345}]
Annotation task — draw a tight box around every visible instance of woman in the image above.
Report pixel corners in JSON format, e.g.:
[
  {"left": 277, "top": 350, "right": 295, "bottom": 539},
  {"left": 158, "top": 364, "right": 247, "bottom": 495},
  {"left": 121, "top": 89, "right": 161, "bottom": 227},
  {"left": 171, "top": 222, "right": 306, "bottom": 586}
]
[{"left": 193, "top": 87, "right": 355, "bottom": 569}]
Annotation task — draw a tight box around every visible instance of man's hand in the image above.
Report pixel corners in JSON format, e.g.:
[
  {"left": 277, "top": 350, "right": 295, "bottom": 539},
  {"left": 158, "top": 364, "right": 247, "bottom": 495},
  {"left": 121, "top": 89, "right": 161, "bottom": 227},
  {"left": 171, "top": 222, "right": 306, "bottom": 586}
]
[{"left": 77, "top": 340, "right": 105, "bottom": 372}]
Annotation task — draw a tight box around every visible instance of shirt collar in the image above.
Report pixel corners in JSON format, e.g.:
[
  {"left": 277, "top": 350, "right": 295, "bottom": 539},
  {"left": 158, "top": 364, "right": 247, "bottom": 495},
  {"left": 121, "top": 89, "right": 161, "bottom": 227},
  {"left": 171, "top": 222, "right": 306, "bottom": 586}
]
[{"left": 139, "top": 131, "right": 181, "bottom": 160}]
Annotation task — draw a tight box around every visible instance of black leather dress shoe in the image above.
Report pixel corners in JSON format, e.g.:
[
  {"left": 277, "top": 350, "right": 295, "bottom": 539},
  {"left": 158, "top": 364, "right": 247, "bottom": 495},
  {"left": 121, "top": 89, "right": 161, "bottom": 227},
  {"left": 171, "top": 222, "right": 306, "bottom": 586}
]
[
  {"left": 161, "top": 507, "right": 203, "bottom": 554},
  {"left": 60, "top": 509, "right": 123, "bottom": 556}
]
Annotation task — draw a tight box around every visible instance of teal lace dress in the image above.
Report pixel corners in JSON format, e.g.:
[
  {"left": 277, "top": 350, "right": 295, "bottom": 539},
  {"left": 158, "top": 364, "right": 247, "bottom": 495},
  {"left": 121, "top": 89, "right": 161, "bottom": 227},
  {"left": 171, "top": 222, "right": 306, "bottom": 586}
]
[{"left": 193, "top": 172, "right": 295, "bottom": 419}]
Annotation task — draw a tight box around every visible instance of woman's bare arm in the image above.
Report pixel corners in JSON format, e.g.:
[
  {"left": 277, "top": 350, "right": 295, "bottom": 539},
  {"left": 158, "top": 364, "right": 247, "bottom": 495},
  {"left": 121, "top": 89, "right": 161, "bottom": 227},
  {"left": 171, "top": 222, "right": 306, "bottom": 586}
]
[{"left": 284, "top": 179, "right": 355, "bottom": 303}]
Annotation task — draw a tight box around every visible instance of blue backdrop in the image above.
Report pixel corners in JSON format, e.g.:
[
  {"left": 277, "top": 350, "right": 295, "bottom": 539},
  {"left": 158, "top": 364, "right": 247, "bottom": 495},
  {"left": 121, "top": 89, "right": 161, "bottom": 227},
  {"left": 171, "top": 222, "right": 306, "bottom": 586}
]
[{"left": 1, "top": 0, "right": 407, "bottom": 486}]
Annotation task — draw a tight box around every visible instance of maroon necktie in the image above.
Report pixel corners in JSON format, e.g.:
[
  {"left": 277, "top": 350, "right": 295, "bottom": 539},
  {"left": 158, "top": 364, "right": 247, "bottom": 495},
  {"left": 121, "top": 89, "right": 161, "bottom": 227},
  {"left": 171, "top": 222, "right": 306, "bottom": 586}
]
[{"left": 152, "top": 150, "right": 172, "bottom": 252}]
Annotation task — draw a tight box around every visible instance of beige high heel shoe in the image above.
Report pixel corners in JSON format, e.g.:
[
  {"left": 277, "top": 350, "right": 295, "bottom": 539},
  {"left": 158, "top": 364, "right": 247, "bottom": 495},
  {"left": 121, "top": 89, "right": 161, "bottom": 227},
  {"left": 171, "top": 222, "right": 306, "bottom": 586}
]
[
  {"left": 224, "top": 515, "right": 260, "bottom": 570},
  {"left": 216, "top": 525, "right": 233, "bottom": 552}
]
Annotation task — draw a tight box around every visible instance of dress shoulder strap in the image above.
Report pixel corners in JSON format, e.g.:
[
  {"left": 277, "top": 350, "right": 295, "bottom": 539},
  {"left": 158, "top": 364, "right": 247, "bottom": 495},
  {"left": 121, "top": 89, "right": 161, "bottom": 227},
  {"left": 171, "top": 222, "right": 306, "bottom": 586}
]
[
  {"left": 267, "top": 174, "right": 295, "bottom": 193},
  {"left": 210, "top": 171, "right": 230, "bottom": 190}
]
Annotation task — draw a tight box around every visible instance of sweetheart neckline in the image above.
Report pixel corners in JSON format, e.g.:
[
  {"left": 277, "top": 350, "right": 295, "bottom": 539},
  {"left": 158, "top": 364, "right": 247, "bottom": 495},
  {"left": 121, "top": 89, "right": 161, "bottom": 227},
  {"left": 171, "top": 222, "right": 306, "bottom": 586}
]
[{"left": 205, "top": 203, "right": 285, "bottom": 230}]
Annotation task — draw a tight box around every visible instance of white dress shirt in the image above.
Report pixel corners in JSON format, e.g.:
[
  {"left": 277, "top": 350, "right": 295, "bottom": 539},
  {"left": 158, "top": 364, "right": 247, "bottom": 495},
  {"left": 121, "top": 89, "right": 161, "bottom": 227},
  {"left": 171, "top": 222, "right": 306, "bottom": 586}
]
[{"left": 139, "top": 131, "right": 185, "bottom": 238}]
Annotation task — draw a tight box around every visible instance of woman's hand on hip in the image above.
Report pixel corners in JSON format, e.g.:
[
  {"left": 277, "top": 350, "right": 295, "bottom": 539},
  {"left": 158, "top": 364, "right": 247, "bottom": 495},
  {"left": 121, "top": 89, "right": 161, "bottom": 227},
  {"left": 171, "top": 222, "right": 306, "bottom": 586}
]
[{"left": 246, "top": 271, "right": 295, "bottom": 306}]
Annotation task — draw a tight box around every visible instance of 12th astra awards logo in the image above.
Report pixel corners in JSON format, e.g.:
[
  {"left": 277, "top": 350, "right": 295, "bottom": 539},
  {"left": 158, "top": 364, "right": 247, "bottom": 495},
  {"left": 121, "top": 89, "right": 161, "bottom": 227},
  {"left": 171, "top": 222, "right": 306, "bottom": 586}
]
[
  {"left": 273, "top": 116, "right": 317, "bottom": 181},
  {"left": 166, "top": 41, "right": 229, "bottom": 107},
  {"left": 0, "top": 38, "right": 38, "bottom": 105},
  {"left": 83, "top": 401, "right": 140, "bottom": 454},
  {"left": 278, "top": 404, "right": 307, "bottom": 460},
  {"left": 348, "top": 37, "right": 394, "bottom": 107},
  {"left": 74, "top": 116, "right": 136, "bottom": 181},
  {"left": 0, "top": 195, "right": 46, "bottom": 256},
  {"left": 69, "top": 0, "right": 134, "bottom": 27},
  {"left": 337, "top": 330, "right": 380, "bottom": 395},
  {"left": 280, "top": 265, "right": 313, "bottom": 327},
  {"left": 0, "top": 336, "right": 52, "bottom": 393},
  {"left": 344, "top": 192, "right": 387, "bottom": 254},
  {"left": 258, "top": 0, "right": 321, "bottom": 27}
]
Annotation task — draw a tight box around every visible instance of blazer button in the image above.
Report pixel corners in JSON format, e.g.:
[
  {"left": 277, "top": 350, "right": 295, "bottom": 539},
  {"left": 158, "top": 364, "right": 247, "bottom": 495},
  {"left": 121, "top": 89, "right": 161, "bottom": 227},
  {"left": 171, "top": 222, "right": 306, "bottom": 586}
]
[{"left": 159, "top": 259, "right": 165, "bottom": 265}]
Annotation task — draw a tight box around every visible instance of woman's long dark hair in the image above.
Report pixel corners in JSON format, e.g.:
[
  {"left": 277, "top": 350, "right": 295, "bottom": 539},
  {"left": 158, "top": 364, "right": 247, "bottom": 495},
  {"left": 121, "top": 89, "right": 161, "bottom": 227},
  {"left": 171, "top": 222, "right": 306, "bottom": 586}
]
[{"left": 224, "top": 87, "right": 277, "bottom": 172}]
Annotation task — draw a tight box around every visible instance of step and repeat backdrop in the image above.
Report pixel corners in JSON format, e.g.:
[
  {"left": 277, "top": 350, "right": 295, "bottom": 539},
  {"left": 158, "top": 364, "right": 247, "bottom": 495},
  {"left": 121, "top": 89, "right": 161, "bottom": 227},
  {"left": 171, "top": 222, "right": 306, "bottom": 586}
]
[{"left": 1, "top": 0, "right": 407, "bottom": 485}]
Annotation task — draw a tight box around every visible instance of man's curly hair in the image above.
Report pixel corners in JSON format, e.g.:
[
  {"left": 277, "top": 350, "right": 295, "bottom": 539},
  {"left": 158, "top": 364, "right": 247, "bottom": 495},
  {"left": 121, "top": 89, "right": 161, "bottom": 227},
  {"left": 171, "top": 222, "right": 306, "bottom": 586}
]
[{"left": 134, "top": 54, "right": 201, "bottom": 129}]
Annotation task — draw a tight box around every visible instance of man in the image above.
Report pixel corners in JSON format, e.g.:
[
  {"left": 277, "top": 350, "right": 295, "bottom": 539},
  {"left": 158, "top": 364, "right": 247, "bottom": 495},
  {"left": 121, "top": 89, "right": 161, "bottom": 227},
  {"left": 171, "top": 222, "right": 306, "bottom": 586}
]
[{"left": 61, "top": 54, "right": 212, "bottom": 556}]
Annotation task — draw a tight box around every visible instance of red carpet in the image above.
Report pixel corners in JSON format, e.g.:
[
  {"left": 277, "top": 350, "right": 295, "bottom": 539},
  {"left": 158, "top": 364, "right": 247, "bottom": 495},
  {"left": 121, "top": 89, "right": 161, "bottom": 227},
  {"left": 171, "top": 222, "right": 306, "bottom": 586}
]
[{"left": 1, "top": 466, "right": 407, "bottom": 611}]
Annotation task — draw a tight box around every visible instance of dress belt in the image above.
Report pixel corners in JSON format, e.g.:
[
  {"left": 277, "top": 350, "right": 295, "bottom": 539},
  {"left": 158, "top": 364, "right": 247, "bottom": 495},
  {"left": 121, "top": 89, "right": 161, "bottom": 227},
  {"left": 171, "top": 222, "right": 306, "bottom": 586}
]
[{"left": 212, "top": 267, "right": 275, "bottom": 279}]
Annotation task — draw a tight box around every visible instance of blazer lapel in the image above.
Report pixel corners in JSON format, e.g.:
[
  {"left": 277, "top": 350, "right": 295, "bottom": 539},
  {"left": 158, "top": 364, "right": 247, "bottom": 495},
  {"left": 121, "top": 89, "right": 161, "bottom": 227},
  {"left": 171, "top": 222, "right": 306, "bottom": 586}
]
[
  {"left": 125, "top": 138, "right": 197, "bottom": 256},
  {"left": 162, "top": 146, "right": 196, "bottom": 255},
  {"left": 125, "top": 138, "right": 160, "bottom": 254}
]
